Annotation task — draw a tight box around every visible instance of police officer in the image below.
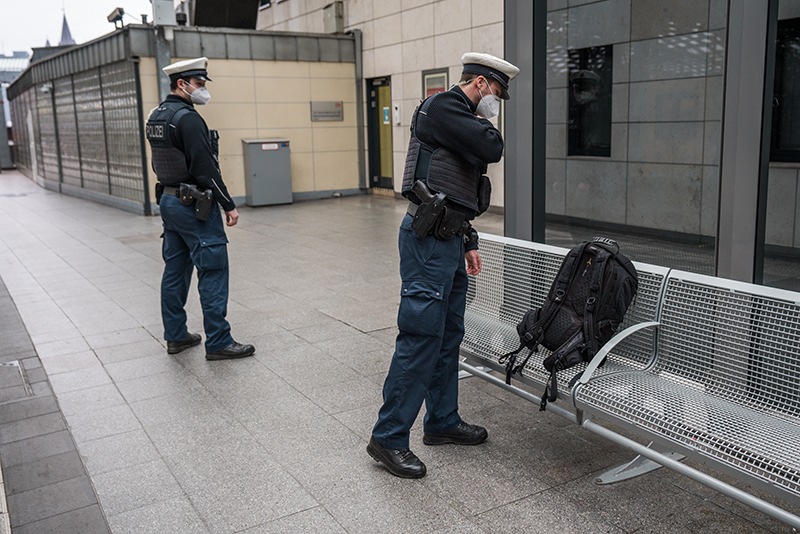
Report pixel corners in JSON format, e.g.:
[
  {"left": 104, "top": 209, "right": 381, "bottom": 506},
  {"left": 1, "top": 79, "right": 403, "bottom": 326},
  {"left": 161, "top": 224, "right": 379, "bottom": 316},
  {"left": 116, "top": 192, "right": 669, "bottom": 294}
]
[
  {"left": 368, "top": 53, "right": 519, "bottom": 478},
  {"left": 147, "top": 57, "right": 255, "bottom": 360}
]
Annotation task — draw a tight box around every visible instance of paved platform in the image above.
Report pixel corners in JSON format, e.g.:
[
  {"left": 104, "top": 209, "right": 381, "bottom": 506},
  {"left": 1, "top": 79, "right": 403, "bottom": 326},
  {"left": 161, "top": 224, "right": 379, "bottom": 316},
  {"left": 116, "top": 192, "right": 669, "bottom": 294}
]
[{"left": 0, "top": 169, "right": 796, "bottom": 533}]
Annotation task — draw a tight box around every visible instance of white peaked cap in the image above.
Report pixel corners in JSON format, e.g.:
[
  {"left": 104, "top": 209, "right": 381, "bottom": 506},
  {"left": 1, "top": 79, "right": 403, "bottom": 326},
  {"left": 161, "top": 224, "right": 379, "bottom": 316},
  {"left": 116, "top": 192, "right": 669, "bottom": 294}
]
[
  {"left": 162, "top": 57, "right": 212, "bottom": 81},
  {"left": 461, "top": 52, "right": 520, "bottom": 99}
]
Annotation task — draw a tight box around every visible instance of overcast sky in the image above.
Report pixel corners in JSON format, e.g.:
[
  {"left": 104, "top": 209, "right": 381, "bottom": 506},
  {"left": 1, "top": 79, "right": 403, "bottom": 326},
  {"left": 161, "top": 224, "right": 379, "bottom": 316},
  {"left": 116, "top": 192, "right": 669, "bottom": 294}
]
[{"left": 0, "top": 0, "right": 180, "bottom": 55}]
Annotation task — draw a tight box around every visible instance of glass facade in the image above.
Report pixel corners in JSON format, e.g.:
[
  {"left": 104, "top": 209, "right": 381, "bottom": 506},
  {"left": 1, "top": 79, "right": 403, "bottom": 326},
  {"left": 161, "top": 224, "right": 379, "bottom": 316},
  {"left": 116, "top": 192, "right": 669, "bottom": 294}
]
[
  {"left": 763, "top": 0, "right": 800, "bottom": 290},
  {"left": 544, "top": 1, "right": 725, "bottom": 275}
]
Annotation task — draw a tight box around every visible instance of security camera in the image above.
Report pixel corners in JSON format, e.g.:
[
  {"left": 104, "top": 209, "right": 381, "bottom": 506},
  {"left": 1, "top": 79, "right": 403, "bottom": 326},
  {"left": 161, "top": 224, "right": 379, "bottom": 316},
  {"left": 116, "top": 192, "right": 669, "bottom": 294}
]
[{"left": 107, "top": 7, "right": 125, "bottom": 23}]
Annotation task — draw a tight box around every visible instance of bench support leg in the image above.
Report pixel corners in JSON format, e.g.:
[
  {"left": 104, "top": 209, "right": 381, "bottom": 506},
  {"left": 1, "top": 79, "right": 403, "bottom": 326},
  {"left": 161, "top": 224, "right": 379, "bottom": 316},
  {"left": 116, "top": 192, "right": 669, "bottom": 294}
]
[
  {"left": 458, "top": 360, "right": 491, "bottom": 380},
  {"left": 595, "top": 442, "right": 685, "bottom": 485}
]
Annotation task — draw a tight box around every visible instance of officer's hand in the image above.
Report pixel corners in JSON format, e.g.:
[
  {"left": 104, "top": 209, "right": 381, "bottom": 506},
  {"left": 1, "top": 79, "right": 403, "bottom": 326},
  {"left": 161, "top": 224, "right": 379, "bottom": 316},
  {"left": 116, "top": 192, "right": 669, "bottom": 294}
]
[
  {"left": 225, "top": 208, "right": 239, "bottom": 227},
  {"left": 465, "top": 250, "right": 482, "bottom": 276}
]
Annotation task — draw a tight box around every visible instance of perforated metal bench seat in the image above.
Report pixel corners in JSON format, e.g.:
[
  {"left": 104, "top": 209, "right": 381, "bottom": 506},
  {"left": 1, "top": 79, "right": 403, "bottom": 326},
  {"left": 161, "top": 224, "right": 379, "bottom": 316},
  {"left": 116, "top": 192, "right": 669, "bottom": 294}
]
[
  {"left": 574, "top": 371, "right": 800, "bottom": 498},
  {"left": 461, "top": 234, "right": 668, "bottom": 400},
  {"left": 573, "top": 270, "right": 800, "bottom": 505}
]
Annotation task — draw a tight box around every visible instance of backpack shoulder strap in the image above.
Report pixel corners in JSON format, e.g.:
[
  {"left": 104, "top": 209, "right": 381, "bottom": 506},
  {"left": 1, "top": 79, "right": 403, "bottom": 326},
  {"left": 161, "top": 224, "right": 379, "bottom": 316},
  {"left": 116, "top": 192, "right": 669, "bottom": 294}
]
[
  {"left": 583, "top": 245, "right": 612, "bottom": 358},
  {"left": 536, "top": 241, "right": 591, "bottom": 332}
]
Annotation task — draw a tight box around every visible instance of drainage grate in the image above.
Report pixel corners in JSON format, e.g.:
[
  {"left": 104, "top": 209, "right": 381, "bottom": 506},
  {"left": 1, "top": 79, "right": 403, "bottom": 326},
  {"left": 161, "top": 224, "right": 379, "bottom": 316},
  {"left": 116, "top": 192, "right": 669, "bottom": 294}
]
[{"left": 0, "top": 361, "right": 33, "bottom": 403}]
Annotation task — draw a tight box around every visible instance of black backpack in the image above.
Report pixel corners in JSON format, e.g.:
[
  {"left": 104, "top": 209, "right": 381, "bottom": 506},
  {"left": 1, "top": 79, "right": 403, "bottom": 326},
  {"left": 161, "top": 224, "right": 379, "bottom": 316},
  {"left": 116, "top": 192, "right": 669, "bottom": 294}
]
[{"left": 499, "top": 237, "right": 638, "bottom": 410}]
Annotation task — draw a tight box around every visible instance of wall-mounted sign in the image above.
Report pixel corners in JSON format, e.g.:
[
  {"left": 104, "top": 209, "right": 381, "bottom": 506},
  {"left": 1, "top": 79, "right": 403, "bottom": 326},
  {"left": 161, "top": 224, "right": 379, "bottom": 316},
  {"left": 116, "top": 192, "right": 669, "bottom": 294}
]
[
  {"left": 310, "top": 101, "right": 344, "bottom": 121},
  {"left": 382, "top": 106, "right": 390, "bottom": 124},
  {"left": 423, "top": 69, "right": 448, "bottom": 98}
]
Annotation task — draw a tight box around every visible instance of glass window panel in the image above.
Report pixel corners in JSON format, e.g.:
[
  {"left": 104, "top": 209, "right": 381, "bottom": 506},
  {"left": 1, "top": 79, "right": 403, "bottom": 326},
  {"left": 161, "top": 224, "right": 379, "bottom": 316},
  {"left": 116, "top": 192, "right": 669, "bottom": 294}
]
[
  {"left": 545, "top": 1, "right": 722, "bottom": 275},
  {"left": 763, "top": 0, "right": 800, "bottom": 290}
]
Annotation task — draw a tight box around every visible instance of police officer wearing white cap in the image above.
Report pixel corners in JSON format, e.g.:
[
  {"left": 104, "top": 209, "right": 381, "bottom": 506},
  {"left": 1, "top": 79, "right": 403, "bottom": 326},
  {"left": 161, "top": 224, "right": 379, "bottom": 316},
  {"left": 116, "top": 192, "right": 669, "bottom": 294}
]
[
  {"left": 368, "top": 52, "right": 519, "bottom": 478},
  {"left": 146, "top": 57, "right": 255, "bottom": 361}
]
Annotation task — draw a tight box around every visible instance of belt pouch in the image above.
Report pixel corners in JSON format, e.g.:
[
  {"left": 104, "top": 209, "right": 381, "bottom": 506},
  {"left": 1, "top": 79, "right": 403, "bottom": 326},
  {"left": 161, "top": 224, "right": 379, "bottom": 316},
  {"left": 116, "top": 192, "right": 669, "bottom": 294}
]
[
  {"left": 194, "top": 190, "right": 213, "bottom": 222},
  {"left": 434, "top": 206, "right": 466, "bottom": 240},
  {"left": 179, "top": 183, "right": 195, "bottom": 206}
]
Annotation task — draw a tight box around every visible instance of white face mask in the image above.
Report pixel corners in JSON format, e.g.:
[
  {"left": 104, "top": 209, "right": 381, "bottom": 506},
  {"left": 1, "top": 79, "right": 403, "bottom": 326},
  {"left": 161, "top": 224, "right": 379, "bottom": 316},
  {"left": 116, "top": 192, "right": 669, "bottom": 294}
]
[
  {"left": 475, "top": 78, "right": 500, "bottom": 119},
  {"left": 183, "top": 82, "right": 211, "bottom": 105}
]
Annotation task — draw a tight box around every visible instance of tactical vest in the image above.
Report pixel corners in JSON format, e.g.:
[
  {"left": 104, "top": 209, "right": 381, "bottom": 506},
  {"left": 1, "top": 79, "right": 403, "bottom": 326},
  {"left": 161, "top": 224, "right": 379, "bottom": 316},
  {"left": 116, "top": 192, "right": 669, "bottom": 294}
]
[
  {"left": 146, "top": 100, "right": 194, "bottom": 185},
  {"left": 402, "top": 97, "right": 481, "bottom": 213}
]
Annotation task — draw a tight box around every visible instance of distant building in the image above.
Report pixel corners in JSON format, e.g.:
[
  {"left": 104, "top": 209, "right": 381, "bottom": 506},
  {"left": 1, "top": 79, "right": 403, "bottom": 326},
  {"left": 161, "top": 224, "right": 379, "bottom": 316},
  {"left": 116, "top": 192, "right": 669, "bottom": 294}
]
[
  {"left": 0, "top": 51, "right": 30, "bottom": 168},
  {"left": 59, "top": 13, "right": 75, "bottom": 46},
  {"left": 0, "top": 51, "right": 30, "bottom": 84},
  {"left": 31, "top": 14, "right": 77, "bottom": 63}
]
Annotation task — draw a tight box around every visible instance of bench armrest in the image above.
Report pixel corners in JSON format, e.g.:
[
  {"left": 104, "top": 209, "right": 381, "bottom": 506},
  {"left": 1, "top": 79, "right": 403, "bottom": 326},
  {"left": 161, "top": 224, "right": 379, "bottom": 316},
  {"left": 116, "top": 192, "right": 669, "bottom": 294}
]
[{"left": 577, "top": 321, "right": 660, "bottom": 385}]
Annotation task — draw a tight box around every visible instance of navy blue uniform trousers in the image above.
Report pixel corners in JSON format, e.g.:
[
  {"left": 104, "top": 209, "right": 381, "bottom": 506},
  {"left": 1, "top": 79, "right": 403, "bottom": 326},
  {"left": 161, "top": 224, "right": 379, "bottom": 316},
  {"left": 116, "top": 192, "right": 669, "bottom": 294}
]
[
  {"left": 159, "top": 194, "right": 234, "bottom": 352},
  {"left": 372, "top": 214, "right": 468, "bottom": 449}
]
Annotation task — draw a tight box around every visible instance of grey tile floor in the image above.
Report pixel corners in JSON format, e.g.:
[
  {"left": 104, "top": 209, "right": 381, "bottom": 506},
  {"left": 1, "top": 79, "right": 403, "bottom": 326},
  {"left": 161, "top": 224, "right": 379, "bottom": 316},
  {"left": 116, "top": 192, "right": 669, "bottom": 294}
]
[{"left": 0, "top": 169, "right": 797, "bottom": 533}]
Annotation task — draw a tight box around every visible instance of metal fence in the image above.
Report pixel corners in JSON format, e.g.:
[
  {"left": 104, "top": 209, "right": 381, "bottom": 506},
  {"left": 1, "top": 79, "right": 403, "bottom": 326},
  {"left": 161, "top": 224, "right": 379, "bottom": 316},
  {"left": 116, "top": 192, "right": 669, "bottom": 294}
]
[{"left": 11, "top": 60, "right": 145, "bottom": 210}]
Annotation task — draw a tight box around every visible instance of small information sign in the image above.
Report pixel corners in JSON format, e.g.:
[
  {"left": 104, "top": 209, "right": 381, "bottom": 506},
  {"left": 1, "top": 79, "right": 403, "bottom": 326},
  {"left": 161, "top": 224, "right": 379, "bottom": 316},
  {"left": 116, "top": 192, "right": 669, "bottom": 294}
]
[{"left": 310, "top": 101, "right": 344, "bottom": 122}]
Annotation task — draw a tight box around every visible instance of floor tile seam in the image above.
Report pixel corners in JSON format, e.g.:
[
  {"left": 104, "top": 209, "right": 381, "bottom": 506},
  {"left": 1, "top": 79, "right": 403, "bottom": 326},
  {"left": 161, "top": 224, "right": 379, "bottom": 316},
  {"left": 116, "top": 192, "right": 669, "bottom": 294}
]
[
  {"left": 103, "top": 493, "right": 213, "bottom": 533},
  {"left": 6, "top": 469, "right": 95, "bottom": 499},
  {"left": 151, "top": 438, "right": 304, "bottom": 534},
  {"left": 0, "top": 397, "right": 60, "bottom": 425},
  {"left": 6, "top": 473, "right": 103, "bottom": 527},
  {"left": 660, "top": 475, "right": 778, "bottom": 530},
  {"left": 427, "top": 476, "right": 553, "bottom": 519},
  {"left": 36, "top": 397, "right": 114, "bottom": 529},
  {"left": 78, "top": 446, "right": 164, "bottom": 479},
  {"left": 2, "top": 229, "right": 147, "bottom": 330},
  {"left": 240, "top": 504, "right": 345, "bottom": 533},
  {"left": 470, "top": 487, "right": 555, "bottom": 519},
  {"left": 90, "top": 458, "right": 191, "bottom": 518},
  {"left": 257, "top": 367, "right": 372, "bottom": 423},
  {"left": 8, "top": 502, "right": 105, "bottom": 531}
]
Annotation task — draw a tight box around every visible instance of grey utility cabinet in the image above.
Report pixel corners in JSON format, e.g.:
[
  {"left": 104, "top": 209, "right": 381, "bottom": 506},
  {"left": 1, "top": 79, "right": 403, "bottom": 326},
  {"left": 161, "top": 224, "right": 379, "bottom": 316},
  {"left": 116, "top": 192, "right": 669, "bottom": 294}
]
[{"left": 242, "top": 139, "right": 293, "bottom": 207}]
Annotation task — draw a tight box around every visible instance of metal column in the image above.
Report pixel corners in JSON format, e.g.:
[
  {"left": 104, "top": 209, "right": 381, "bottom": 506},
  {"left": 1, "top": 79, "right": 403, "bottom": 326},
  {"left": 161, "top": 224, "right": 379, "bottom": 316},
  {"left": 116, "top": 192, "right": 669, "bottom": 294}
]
[
  {"left": 715, "top": 0, "right": 778, "bottom": 282},
  {"left": 503, "top": 0, "right": 545, "bottom": 242}
]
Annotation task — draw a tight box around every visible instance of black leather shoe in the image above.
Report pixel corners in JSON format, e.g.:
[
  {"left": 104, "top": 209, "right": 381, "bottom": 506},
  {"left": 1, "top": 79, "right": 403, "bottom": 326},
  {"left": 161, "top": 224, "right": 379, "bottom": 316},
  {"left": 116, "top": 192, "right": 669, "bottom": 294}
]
[
  {"left": 167, "top": 333, "right": 202, "bottom": 354},
  {"left": 423, "top": 421, "right": 488, "bottom": 446},
  {"left": 367, "top": 436, "right": 426, "bottom": 479},
  {"left": 205, "top": 341, "right": 255, "bottom": 361}
]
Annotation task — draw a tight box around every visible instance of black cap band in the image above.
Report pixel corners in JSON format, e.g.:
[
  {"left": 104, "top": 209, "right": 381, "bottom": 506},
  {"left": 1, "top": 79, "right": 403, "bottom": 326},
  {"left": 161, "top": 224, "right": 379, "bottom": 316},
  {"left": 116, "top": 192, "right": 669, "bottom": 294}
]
[
  {"left": 461, "top": 63, "right": 509, "bottom": 89},
  {"left": 168, "top": 69, "right": 212, "bottom": 82}
]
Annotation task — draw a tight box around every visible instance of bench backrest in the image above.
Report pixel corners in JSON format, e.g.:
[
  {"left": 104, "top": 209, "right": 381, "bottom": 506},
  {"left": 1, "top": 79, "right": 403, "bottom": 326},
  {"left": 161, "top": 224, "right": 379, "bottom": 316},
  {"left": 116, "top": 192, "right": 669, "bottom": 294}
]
[
  {"left": 464, "top": 234, "right": 667, "bottom": 377},
  {"left": 657, "top": 270, "right": 800, "bottom": 419}
]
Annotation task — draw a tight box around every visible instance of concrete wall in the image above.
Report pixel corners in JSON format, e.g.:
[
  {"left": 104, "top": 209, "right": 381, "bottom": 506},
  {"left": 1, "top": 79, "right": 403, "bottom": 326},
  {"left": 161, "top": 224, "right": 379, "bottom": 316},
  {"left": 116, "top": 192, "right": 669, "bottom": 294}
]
[
  {"left": 140, "top": 56, "right": 359, "bottom": 206},
  {"left": 257, "top": 0, "right": 508, "bottom": 205}
]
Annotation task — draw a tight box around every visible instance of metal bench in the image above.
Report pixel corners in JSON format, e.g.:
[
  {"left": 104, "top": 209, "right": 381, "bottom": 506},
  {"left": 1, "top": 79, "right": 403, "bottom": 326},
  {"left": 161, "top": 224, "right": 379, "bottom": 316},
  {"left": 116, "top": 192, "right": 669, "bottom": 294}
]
[
  {"left": 573, "top": 269, "right": 800, "bottom": 527},
  {"left": 458, "top": 234, "right": 800, "bottom": 528},
  {"left": 460, "top": 234, "right": 667, "bottom": 410}
]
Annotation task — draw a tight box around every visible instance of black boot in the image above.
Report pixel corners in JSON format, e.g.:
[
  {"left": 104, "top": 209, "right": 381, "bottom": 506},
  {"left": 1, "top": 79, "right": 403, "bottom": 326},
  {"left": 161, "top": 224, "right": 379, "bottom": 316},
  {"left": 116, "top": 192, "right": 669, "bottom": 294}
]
[
  {"left": 167, "top": 333, "right": 202, "bottom": 354},
  {"left": 367, "top": 437, "right": 426, "bottom": 479},
  {"left": 423, "top": 421, "right": 488, "bottom": 446},
  {"left": 206, "top": 341, "right": 255, "bottom": 361}
]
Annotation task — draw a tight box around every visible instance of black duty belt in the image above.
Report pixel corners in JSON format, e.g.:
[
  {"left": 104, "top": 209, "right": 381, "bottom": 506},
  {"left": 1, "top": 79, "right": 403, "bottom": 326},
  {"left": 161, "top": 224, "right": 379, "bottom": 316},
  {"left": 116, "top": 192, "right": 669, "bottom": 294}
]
[
  {"left": 162, "top": 185, "right": 181, "bottom": 197},
  {"left": 407, "top": 201, "right": 470, "bottom": 238}
]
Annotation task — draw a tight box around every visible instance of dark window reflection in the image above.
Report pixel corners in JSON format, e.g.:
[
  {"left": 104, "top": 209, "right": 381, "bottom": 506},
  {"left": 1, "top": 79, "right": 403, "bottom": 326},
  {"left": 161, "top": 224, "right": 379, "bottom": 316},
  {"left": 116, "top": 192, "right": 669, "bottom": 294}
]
[
  {"left": 568, "top": 45, "right": 612, "bottom": 157},
  {"left": 772, "top": 18, "right": 800, "bottom": 162}
]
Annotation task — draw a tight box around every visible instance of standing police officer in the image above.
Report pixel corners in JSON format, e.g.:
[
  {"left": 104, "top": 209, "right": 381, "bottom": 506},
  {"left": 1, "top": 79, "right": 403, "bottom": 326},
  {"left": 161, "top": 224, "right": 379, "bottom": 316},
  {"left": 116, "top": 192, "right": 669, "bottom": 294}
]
[
  {"left": 147, "top": 57, "right": 255, "bottom": 361},
  {"left": 368, "top": 53, "right": 519, "bottom": 478}
]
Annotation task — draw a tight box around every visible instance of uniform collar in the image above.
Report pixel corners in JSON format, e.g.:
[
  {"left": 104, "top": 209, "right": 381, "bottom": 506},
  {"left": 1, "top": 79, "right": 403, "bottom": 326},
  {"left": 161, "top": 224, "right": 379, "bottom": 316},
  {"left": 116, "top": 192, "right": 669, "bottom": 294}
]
[
  {"left": 165, "top": 94, "right": 194, "bottom": 107},
  {"left": 449, "top": 85, "right": 477, "bottom": 113}
]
